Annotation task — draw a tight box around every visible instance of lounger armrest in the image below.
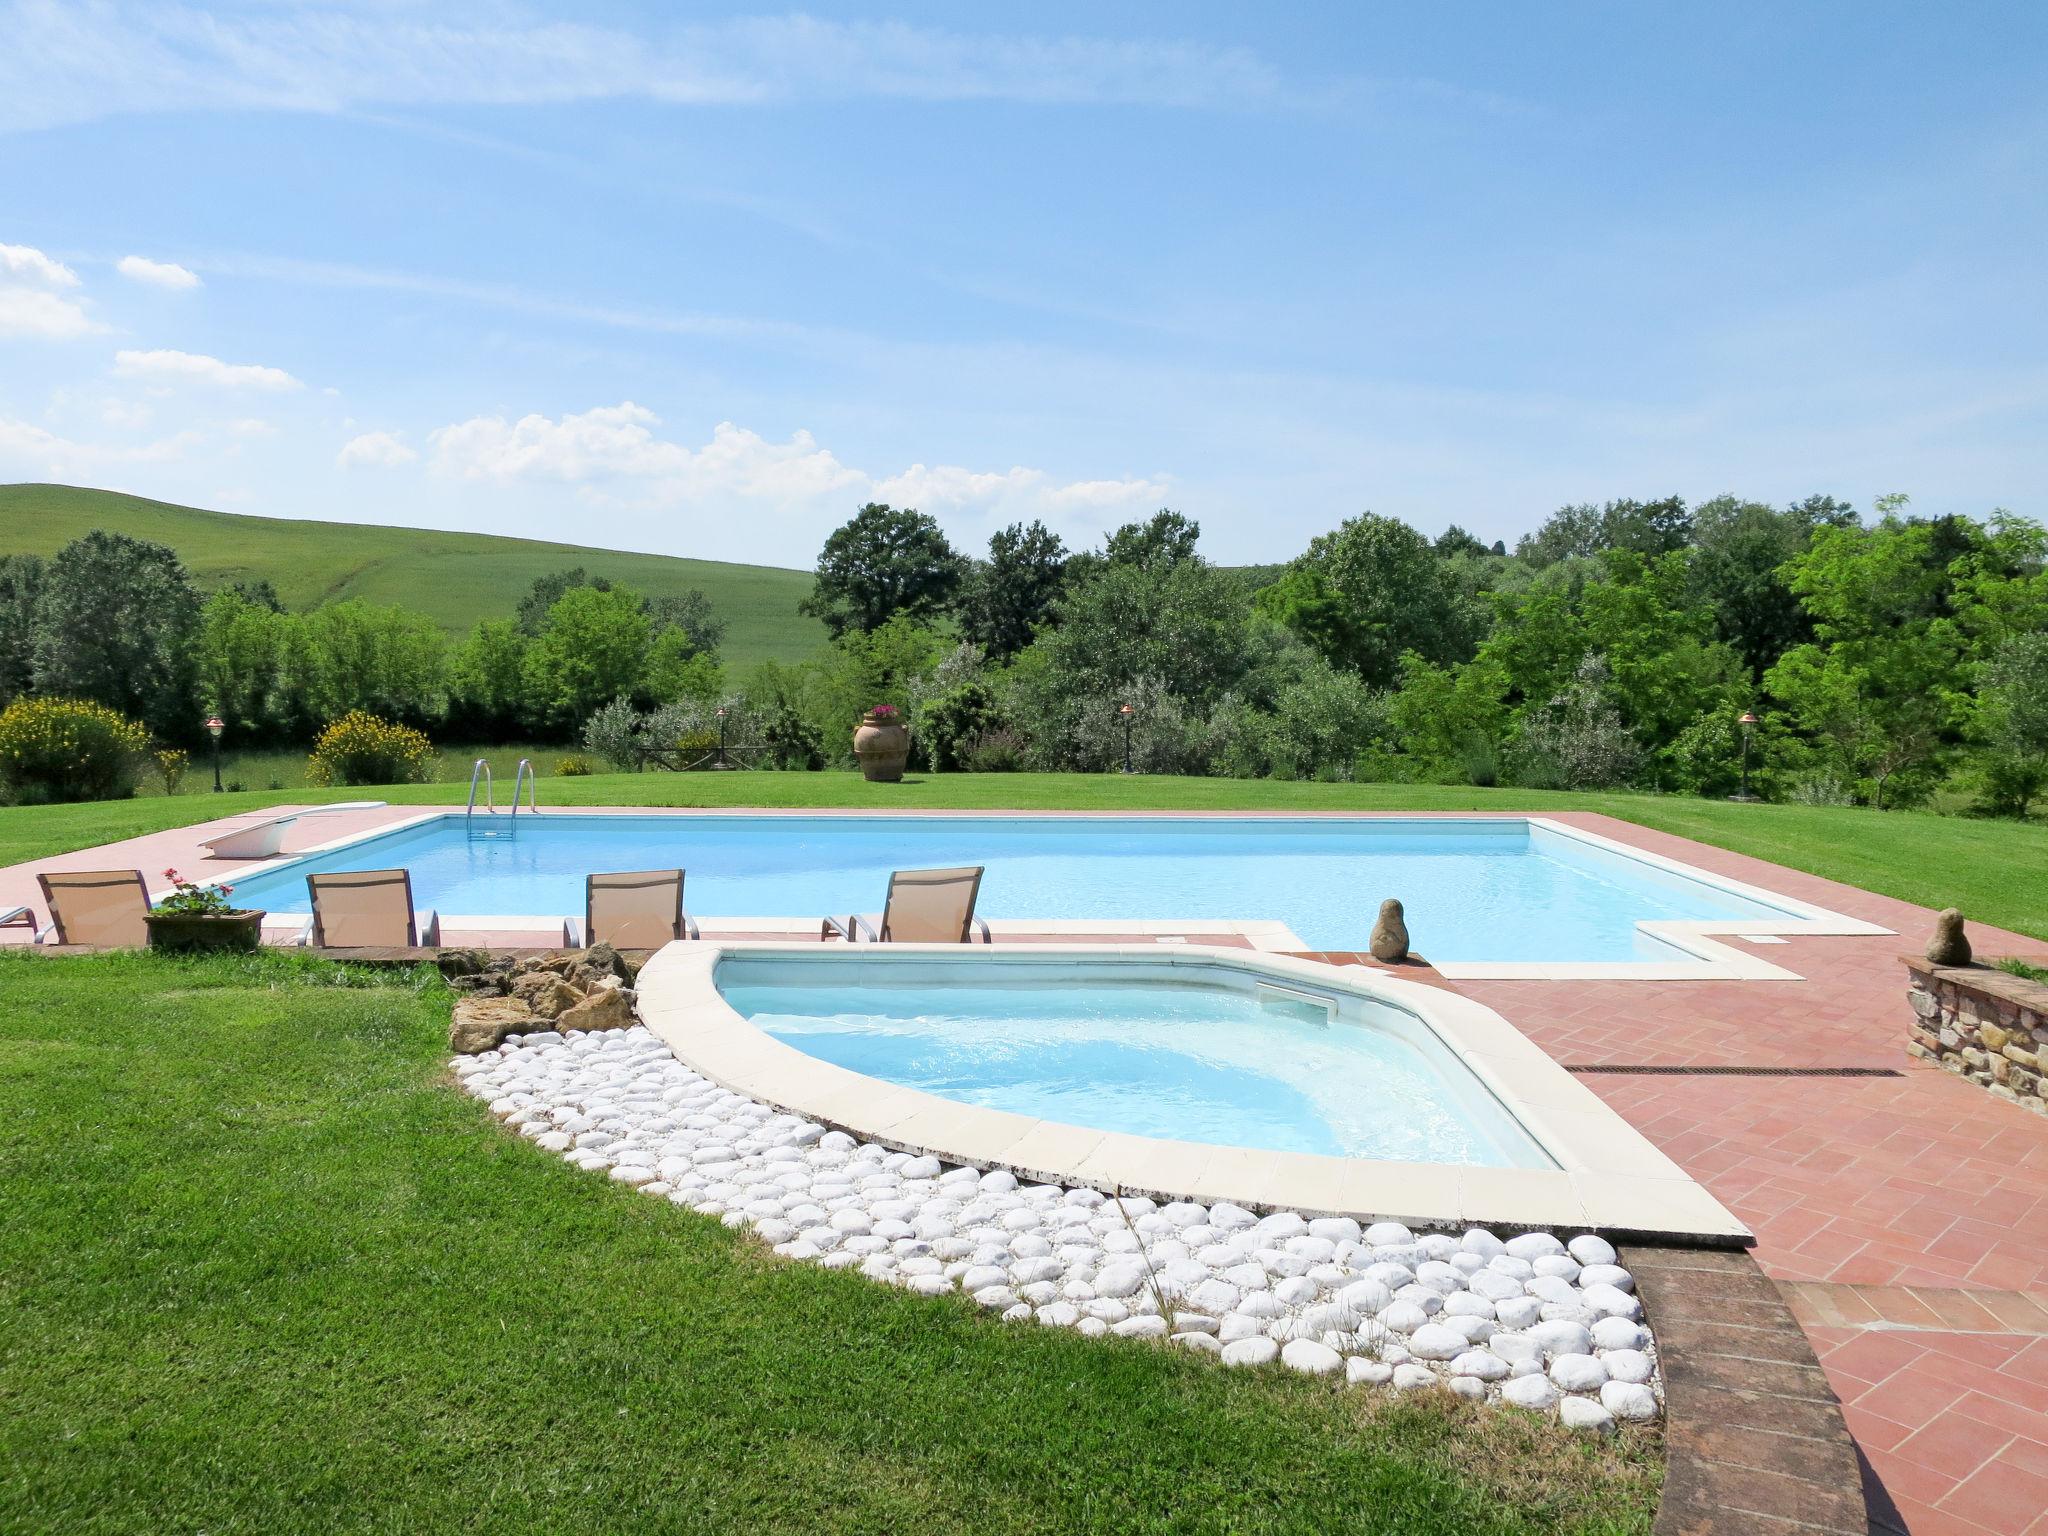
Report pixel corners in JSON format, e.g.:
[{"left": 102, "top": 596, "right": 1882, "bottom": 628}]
[
  {"left": 292, "top": 915, "right": 316, "bottom": 947},
  {"left": 682, "top": 910, "right": 701, "bottom": 941},
  {"left": 971, "top": 915, "right": 991, "bottom": 943},
  {"left": 0, "top": 904, "right": 31, "bottom": 930},
  {"left": 562, "top": 916, "right": 586, "bottom": 948},
  {"left": 820, "top": 913, "right": 879, "bottom": 943},
  {"left": 419, "top": 910, "right": 442, "bottom": 947}
]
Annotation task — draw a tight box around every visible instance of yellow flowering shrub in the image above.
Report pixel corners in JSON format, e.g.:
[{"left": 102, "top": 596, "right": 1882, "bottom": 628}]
[
  {"left": 553, "top": 754, "right": 594, "bottom": 777},
  {"left": 305, "top": 711, "right": 436, "bottom": 787},
  {"left": 0, "top": 697, "right": 151, "bottom": 805}
]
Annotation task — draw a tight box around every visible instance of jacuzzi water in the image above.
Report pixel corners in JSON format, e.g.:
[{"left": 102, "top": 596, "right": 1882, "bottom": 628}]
[
  {"left": 716, "top": 953, "right": 1554, "bottom": 1167},
  {"left": 224, "top": 813, "right": 1799, "bottom": 962}
]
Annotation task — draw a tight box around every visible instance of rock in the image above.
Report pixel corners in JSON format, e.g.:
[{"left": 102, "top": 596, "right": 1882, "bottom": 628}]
[
  {"left": 1093, "top": 1261, "right": 1149, "bottom": 1300},
  {"left": 450, "top": 995, "right": 538, "bottom": 1053},
  {"left": 1559, "top": 1396, "right": 1616, "bottom": 1434},
  {"left": 1548, "top": 1353, "right": 1609, "bottom": 1392},
  {"left": 1590, "top": 1317, "right": 1647, "bottom": 1351},
  {"left": 1601, "top": 1348, "right": 1654, "bottom": 1385},
  {"left": 1222, "top": 1337, "right": 1280, "bottom": 1368},
  {"left": 1369, "top": 899, "right": 1411, "bottom": 963},
  {"left": 559, "top": 986, "right": 636, "bottom": 1034},
  {"left": 1113, "top": 1315, "right": 1169, "bottom": 1339},
  {"left": 1392, "top": 1363, "right": 1438, "bottom": 1391},
  {"left": 1493, "top": 1297, "right": 1543, "bottom": 1330},
  {"left": 1447, "top": 1375, "right": 1485, "bottom": 1401},
  {"left": 1567, "top": 1234, "right": 1618, "bottom": 1267},
  {"left": 1347, "top": 1357, "right": 1394, "bottom": 1386},
  {"left": 1460, "top": 1227, "right": 1507, "bottom": 1259},
  {"left": 1281, "top": 1338, "right": 1343, "bottom": 1375},
  {"left": 1037, "top": 1302, "right": 1081, "bottom": 1328},
  {"left": 1504, "top": 1232, "right": 1565, "bottom": 1261},
  {"left": 1219, "top": 1313, "right": 1266, "bottom": 1343},
  {"left": 1579, "top": 1283, "right": 1642, "bottom": 1321},
  {"left": 1365, "top": 1221, "right": 1414, "bottom": 1247},
  {"left": 1501, "top": 1373, "right": 1558, "bottom": 1411},
  {"left": 581, "top": 941, "right": 634, "bottom": 982},
  {"left": 1377, "top": 1301, "right": 1431, "bottom": 1335},
  {"left": 1449, "top": 1349, "right": 1510, "bottom": 1381},
  {"left": 1578, "top": 1263, "right": 1634, "bottom": 1293},
  {"left": 1926, "top": 908, "right": 1974, "bottom": 966},
  {"left": 1406, "top": 1323, "right": 1467, "bottom": 1361},
  {"left": 1601, "top": 1381, "right": 1659, "bottom": 1421},
  {"left": 436, "top": 947, "right": 489, "bottom": 978}
]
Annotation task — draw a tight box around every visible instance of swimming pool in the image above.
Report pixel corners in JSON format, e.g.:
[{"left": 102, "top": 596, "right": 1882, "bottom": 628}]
[
  {"left": 224, "top": 811, "right": 1839, "bottom": 966},
  {"left": 718, "top": 952, "right": 1553, "bottom": 1168}
]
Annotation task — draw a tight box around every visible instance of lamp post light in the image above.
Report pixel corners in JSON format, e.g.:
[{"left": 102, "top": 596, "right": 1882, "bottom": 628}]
[
  {"left": 714, "top": 706, "right": 729, "bottom": 770},
  {"left": 1732, "top": 710, "right": 1760, "bottom": 802},
  {"left": 205, "top": 713, "right": 225, "bottom": 793},
  {"left": 1118, "top": 703, "right": 1134, "bottom": 775}
]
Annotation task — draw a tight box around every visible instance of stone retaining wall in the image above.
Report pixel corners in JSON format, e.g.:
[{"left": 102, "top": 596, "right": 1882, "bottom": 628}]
[{"left": 1905, "top": 957, "right": 2048, "bottom": 1115}]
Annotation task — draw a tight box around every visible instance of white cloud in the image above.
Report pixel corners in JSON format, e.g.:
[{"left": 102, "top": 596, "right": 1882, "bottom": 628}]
[
  {"left": 0, "top": 6, "right": 1283, "bottom": 132},
  {"left": 0, "top": 241, "right": 79, "bottom": 285},
  {"left": 0, "top": 239, "right": 98, "bottom": 336},
  {"left": 112, "top": 347, "right": 301, "bottom": 391},
  {"left": 117, "top": 253, "right": 201, "bottom": 289},
  {"left": 337, "top": 429, "right": 417, "bottom": 468},
  {"left": 225, "top": 416, "right": 276, "bottom": 437},
  {"left": 0, "top": 415, "right": 200, "bottom": 471},
  {"left": 426, "top": 401, "right": 1166, "bottom": 535}
]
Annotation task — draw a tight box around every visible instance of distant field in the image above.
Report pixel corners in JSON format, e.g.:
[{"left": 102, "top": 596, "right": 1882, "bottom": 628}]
[{"left": 0, "top": 483, "right": 824, "bottom": 670}]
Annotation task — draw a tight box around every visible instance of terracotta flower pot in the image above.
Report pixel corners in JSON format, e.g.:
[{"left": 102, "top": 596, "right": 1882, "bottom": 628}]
[
  {"left": 145, "top": 910, "right": 266, "bottom": 952},
  {"left": 853, "top": 711, "right": 911, "bottom": 783}
]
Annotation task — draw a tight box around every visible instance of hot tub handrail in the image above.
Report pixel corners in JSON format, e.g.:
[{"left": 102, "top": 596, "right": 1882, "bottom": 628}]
[{"left": 465, "top": 758, "right": 495, "bottom": 818}]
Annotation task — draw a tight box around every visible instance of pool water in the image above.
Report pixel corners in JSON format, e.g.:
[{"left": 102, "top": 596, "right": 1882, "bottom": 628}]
[
  {"left": 716, "top": 953, "right": 1553, "bottom": 1168},
  {"left": 224, "top": 813, "right": 1798, "bottom": 962}
]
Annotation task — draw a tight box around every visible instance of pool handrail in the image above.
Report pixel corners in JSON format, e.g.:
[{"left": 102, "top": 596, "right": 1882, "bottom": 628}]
[{"left": 465, "top": 758, "right": 494, "bottom": 818}]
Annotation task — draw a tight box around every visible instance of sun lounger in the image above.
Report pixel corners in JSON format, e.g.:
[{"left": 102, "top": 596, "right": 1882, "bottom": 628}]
[
  {"left": 200, "top": 801, "right": 388, "bottom": 859},
  {"left": 35, "top": 869, "right": 152, "bottom": 946},
  {"left": 1, "top": 904, "right": 33, "bottom": 935},
  {"left": 303, "top": 869, "right": 440, "bottom": 948},
  {"left": 562, "top": 869, "right": 700, "bottom": 949},
  {"left": 822, "top": 866, "right": 991, "bottom": 944}
]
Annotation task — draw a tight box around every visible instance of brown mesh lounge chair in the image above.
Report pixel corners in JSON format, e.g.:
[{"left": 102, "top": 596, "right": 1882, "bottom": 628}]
[
  {"left": 35, "top": 869, "right": 152, "bottom": 946},
  {"left": 822, "top": 866, "right": 991, "bottom": 943},
  {"left": 304, "top": 869, "right": 440, "bottom": 947},
  {"left": 563, "top": 869, "right": 700, "bottom": 949}
]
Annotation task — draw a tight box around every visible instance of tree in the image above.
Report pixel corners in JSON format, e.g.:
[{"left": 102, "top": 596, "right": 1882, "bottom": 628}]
[
  {"left": 642, "top": 627, "right": 724, "bottom": 705},
  {"left": 1975, "top": 632, "right": 2048, "bottom": 816},
  {"left": 447, "top": 619, "right": 531, "bottom": 738},
  {"left": 1511, "top": 654, "right": 1641, "bottom": 790},
  {"left": 516, "top": 568, "right": 609, "bottom": 636},
  {"left": 522, "top": 585, "right": 652, "bottom": 736},
  {"left": 0, "top": 554, "right": 45, "bottom": 706},
  {"left": 31, "top": 531, "right": 201, "bottom": 740},
  {"left": 1103, "top": 510, "right": 1201, "bottom": 572},
  {"left": 1254, "top": 512, "right": 1482, "bottom": 687},
  {"left": 1518, "top": 497, "right": 1692, "bottom": 567},
  {"left": 957, "top": 521, "right": 1068, "bottom": 660},
  {"left": 642, "top": 589, "right": 726, "bottom": 657},
  {"left": 1687, "top": 495, "right": 1845, "bottom": 677},
  {"left": 799, "top": 503, "right": 965, "bottom": 638},
  {"left": 1433, "top": 524, "right": 1493, "bottom": 559}
]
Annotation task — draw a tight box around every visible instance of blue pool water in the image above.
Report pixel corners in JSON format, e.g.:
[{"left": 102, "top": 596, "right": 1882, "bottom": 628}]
[
  {"left": 224, "top": 813, "right": 1798, "bottom": 962},
  {"left": 717, "top": 953, "right": 1553, "bottom": 1167}
]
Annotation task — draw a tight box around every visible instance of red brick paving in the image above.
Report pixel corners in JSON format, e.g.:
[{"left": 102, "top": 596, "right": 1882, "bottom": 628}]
[{"left": 1436, "top": 813, "right": 2048, "bottom": 1536}]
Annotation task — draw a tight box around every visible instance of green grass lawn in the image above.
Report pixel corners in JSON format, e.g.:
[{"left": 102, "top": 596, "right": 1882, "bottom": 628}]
[
  {"left": 0, "top": 949, "right": 1659, "bottom": 1534},
  {"left": 0, "top": 482, "right": 825, "bottom": 669},
  {"left": 5, "top": 772, "right": 2044, "bottom": 942}
]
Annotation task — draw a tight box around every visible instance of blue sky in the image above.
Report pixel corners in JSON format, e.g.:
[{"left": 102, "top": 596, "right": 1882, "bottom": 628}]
[{"left": 1, "top": 2, "right": 2043, "bottom": 567}]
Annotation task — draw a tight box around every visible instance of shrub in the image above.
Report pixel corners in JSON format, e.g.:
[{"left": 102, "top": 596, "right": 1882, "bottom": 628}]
[
  {"left": 305, "top": 711, "right": 436, "bottom": 787},
  {"left": 1969, "top": 751, "right": 2047, "bottom": 819},
  {"left": 1509, "top": 655, "right": 1640, "bottom": 791},
  {"left": 0, "top": 697, "right": 151, "bottom": 804},
  {"left": 153, "top": 747, "right": 191, "bottom": 794},
  {"left": 960, "top": 728, "right": 1026, "bottom": 772},
  {"left": 554, "top": 754, "right": 594, "bottom": 777}
]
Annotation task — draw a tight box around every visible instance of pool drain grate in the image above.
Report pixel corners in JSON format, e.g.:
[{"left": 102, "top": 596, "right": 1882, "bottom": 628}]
[{"left": 1565, "top": 1064, "right": 1904, "bottom": 1078}]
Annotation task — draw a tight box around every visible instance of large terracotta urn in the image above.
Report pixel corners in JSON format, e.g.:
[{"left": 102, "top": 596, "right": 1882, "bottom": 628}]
[{"left": 853, "top": 708, "right": 911, "bottom": 782}]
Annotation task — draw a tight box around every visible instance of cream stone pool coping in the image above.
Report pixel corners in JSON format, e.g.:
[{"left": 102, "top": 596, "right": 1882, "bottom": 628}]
[
  {"left": 205, "top": 807, "right": 1890, "bottom": 981},
  {"left": 633, "top": 941, "right": 1752, "bottom": 1245}
]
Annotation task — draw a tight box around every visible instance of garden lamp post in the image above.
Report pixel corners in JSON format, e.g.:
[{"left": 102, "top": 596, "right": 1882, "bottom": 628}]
[
  {"left": 205, "top": 714, "right": 225, "bottom": 793},
  {"left": 1734, "top": 711, "right": 1759, "bottom": 802},
  {"left": 1119, "top": 703, "right": 1134, "bottom": 775},
  {"left": 714, "top": 706, "right": 729, "bottom": 770}
]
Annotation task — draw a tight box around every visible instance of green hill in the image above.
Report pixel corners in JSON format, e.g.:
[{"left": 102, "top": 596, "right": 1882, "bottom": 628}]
[{"left": 0, "top": 483, "right": 824, "bottom": 671}]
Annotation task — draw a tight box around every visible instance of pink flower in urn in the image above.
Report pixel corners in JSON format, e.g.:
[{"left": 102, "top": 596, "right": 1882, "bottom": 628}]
[{"left": 868, "top": 704, "right": 899, "bottom": 718}]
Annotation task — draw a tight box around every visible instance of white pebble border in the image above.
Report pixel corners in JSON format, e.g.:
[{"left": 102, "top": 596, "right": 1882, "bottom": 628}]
[{"left": 457, "top": 1024, "right": 1662, "bottom": 1433}]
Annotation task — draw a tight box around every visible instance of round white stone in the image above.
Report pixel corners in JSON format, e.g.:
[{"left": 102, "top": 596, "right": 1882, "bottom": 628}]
[
  {"left": 1528, "top": 1320, "right": 1593, "bottom": 1358},
  {"left": 1281, "top": 1338, "right": 1343, "bottom": 1375},
  {"left": 1578, "top": 1263, "right": 1634, "bottom": 1292},
  {"left": 1449, "top": 1349, "right": 1510, "bottom": 1381},
  {"left": 1601, "top": 1348, "right": 1655, "bottom": 1385},
  {"left": 1222, "top": 1337, "right": 1280, "bottom": 1367},
  {"left": 1365, "top": 1222, "right": 1414, "bottom": 1246},
  {"left": 1591, "top": 1317, "right": 1648, "bottom": 1351},
  {"left": 1548, "top": 1353, "right": 1609, "bottom": 1392},
  {"left": 1392, "top": 1363, "right": 1438, "bottom": 1391},
  {"left": 1567, "top": 1234, "right": 1618, "bottom": 1267},
  {"left": 1504, "top": 1232, "right": 1565, "bottom": 1261},
  {"left": 1113, "top": 1315, "right": 1168, "bottom": 1339},
  {"left": 1579, "top": 1283, "right": 1642, "bottom": 1320},
  {"left": 1346, "top": 1357, "right": 1394, "bottom": 1386},
  {"left": 1447, "top": 1375, "right": 1485, "bottom": 1401},
  {"left": 1559, "top": 1396, "right": 1616, "bottom": 1433},
  {"left": 1600, "top": 1380, "right": 1658, "bottom": 1421},
  {"left": 1501, "top": 1374, "right": 1559, "bottom": 1411},
  {"left": 1406, "top": 1323, "right": 1467, "bottom": 1361}
]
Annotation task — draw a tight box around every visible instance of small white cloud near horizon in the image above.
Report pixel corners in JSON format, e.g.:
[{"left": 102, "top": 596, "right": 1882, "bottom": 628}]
[
  {"left": 337, "top": 430, "right": 418, "bottom": 468},
  {"left": 427, "top": 401, "right": 1169, "bottom": 534},
  {"left": 113, "top": 348, "right": 301, "bottom": 391},
  {"left": 0, "top": 415, "right": 201, "bottom": 472},
  {"left": 0, "top": 240, "right": 99, "bottom": 337},
  {"left": 117, "top": 254, "right": 201, "bottom": 289}
]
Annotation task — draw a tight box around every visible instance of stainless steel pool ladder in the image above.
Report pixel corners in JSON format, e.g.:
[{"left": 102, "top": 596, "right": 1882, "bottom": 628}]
[{"left": 465, "top": 758, "right": 541, "bottom": 821}]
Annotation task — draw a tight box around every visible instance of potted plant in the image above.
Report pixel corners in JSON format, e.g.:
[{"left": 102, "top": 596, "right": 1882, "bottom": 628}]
[
  {"left": 145, "top": 868, "right": 265, "bottom": 952},
  {"left": 852, "top": 704, "right": 911, "bottom": 783}
]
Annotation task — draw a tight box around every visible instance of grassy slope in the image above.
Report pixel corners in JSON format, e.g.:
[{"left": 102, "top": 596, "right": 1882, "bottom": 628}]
[
  {"left": 0, "top": 949, "right": 1658, "bottom": 1535},
  {"left": 4, "top": 773, "right": 2044, "bottom": 941},
  {"left": 0, "top": 482, "right": 824, "bottom": 670}
]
